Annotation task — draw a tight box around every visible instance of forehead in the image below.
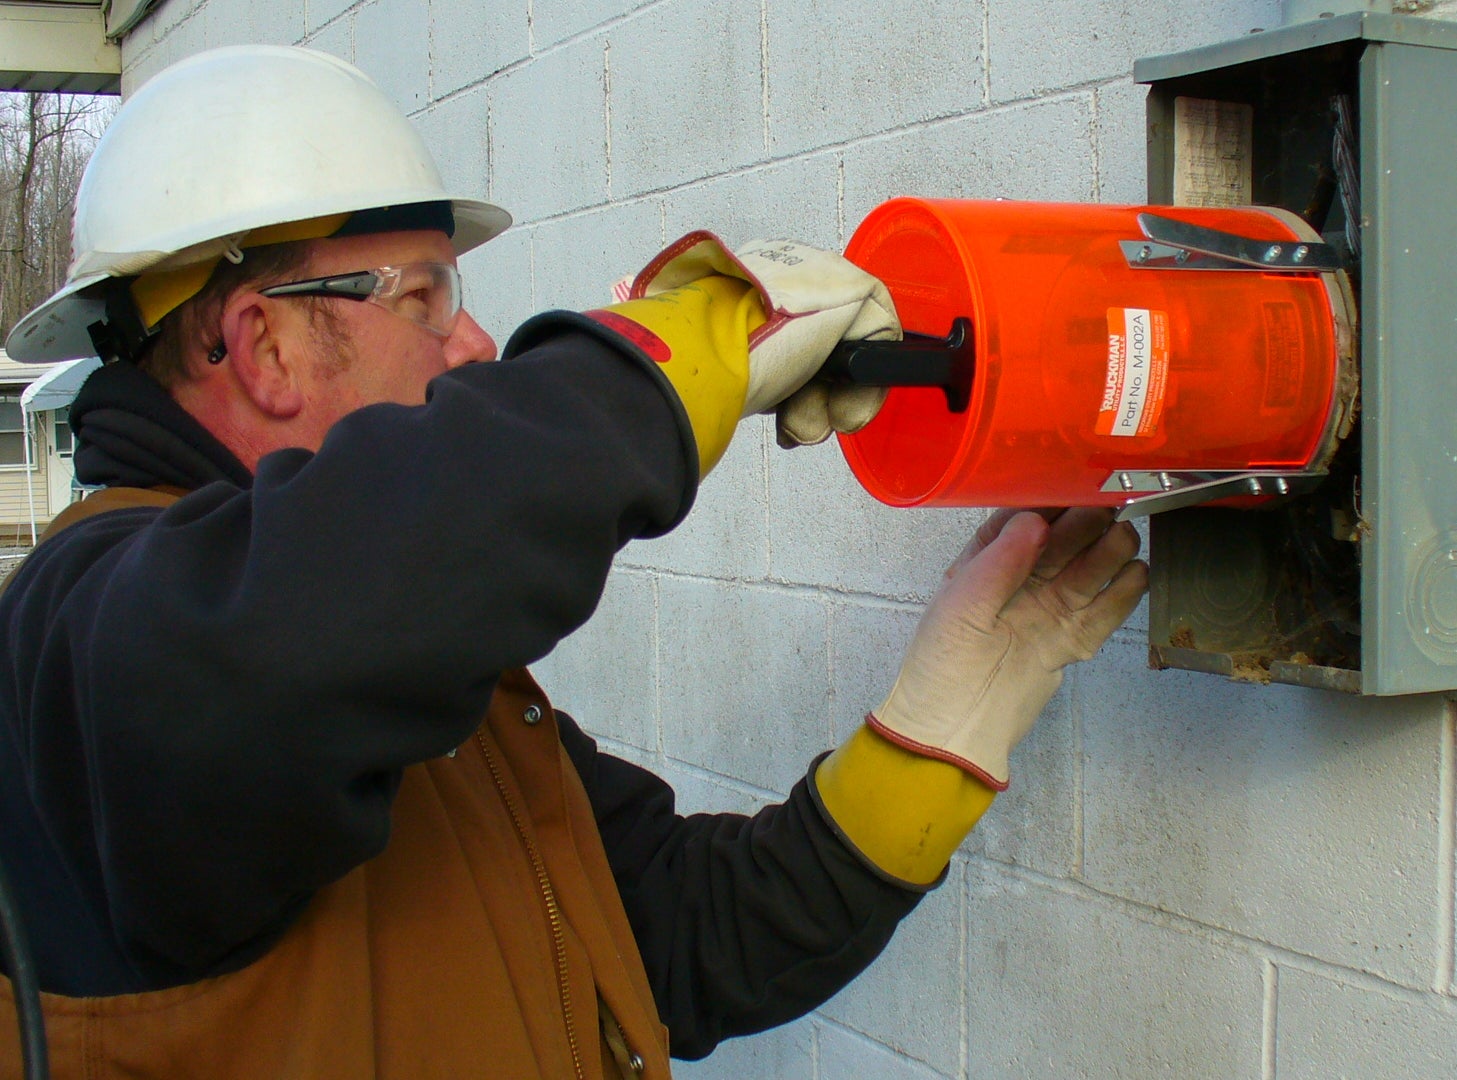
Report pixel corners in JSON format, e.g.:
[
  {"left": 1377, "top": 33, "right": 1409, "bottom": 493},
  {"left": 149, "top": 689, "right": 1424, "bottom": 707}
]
[{"left": 306, "top": 228, "right": 457, "bottom": 273}]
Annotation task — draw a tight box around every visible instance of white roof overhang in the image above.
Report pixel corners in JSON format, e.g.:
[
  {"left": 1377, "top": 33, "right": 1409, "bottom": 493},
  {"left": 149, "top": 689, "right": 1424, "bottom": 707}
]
[{"left": 0, "top": 1, "right": 161, "bottom": 94}]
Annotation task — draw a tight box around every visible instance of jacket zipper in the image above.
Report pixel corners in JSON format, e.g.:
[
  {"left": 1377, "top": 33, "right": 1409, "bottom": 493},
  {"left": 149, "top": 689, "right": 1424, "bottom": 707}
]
[{"left": 476, "top": 731, "right": 587, "bottom": 1080}]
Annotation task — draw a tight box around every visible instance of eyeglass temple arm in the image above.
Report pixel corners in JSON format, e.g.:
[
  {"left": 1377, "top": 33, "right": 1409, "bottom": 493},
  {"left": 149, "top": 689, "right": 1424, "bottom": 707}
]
[{"left": 259, "top": 272, "right": 377, "bottom": 300}]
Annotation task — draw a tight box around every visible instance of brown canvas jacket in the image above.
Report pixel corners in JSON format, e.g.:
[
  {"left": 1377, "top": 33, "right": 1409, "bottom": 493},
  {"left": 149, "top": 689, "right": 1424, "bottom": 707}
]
[{"left": 1, "top": 489, "right": 670, "bottom": 1079}]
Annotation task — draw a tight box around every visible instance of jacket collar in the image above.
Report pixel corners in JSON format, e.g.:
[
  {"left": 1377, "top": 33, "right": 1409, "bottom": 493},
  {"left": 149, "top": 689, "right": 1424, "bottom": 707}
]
[{"left": 70, "top": 360, "right": 251, "bottom": 491}]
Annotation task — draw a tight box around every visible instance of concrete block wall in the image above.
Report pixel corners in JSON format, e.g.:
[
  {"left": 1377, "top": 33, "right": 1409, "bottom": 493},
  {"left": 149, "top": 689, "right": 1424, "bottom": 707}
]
[{"left": 122, "top": 2, "right": 1457, "bottom": 1076}]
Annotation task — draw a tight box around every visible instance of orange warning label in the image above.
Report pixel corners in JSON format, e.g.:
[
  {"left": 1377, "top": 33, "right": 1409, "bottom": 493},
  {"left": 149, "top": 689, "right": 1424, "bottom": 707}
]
[{"left": 1096, "top": 308, "right": 1170, "bottom": 438}]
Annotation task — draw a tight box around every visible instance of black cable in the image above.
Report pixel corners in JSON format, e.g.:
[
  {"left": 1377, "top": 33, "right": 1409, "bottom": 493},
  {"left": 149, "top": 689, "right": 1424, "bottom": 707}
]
[{"left": 0, "top": 852, "right": 49, "bottom": 1080}]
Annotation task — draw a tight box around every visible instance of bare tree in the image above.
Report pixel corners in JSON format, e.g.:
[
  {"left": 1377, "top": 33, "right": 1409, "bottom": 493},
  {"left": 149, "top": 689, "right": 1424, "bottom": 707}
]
[{"left": 0, "top": 93, "right": 115, "bottom": 341}]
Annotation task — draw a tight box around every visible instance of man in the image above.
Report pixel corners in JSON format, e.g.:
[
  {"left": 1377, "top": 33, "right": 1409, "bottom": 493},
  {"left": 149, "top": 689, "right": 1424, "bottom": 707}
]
[{"left": 0, "top": 46, "right": 1145, "bottom": 1078}]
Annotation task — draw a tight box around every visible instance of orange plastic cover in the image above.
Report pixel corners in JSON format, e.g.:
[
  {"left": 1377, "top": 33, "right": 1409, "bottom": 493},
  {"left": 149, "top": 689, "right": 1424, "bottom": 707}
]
[{"left": 837, "top": 198, "right": 1344, "bottom": 508}]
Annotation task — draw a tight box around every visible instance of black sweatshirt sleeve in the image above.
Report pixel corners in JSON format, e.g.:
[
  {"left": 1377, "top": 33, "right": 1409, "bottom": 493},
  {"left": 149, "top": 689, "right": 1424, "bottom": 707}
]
[
  {"left": 1, "top": 324, "right": 692, "bottom": 991},
  {"left": 556, "top": 714, "right": 925, "bottom": 1061}
]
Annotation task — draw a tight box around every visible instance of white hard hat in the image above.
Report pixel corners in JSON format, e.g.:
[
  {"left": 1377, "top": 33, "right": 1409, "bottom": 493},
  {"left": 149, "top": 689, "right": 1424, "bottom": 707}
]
[{"left": 5, "top": 45, "right": 511, "bottom": 363}]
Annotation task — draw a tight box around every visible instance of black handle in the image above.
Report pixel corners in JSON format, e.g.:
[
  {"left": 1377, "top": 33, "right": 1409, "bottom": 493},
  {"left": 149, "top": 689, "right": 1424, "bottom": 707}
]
[{"left": 822, "top": 317, "right": 975, "bottom": 413}]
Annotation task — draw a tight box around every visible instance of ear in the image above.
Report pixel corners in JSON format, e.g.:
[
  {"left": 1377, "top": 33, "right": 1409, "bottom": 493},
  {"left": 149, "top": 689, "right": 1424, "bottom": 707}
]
[{"left": 218, "top": 292, "right": 307, "bottom": 419}]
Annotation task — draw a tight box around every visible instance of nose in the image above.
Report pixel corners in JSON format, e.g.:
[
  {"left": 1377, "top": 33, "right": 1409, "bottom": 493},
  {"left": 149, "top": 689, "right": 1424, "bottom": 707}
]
[{"left": 444, "top": 310, "right": 497, "bottom": 368}]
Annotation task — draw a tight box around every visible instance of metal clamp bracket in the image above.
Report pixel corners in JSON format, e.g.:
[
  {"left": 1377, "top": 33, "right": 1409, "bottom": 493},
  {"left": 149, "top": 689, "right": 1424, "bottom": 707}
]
[
  {"left": 1103, "top": 469, "right": 1327, "bottom": 520},
  {"left": 1122, "top": 213, "right": 1340, "bottom": 272}
]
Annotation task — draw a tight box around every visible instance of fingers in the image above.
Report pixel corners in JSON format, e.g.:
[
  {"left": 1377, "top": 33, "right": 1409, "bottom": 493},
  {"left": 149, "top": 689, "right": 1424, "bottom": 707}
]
[
  {"left": 775, "top": 381, "right": 890, "bottom": 448},
  {"left": 967, "top": 506, "right": 1119, "bottom": 583},
  {"left": 1073, "top": 558, "right": 1150, "bottom": 649},
  {"left": 941, "top": 511, "right": 1050, "bottom": 626},
  {"left": 826, "top": 382, "right": 887, "bottom": 433},
  {"left": 943, "top": 508, "right": 1144, "bottom": 634},
  {"left": 775, "top": 382, "right": 833, "bottom": 447},
  {"left": 1049, "top": 519, "right": 1144, "bottom": 609},
  {"left": 1032, "top": 507, "right": 1118, "bottom": 580},
  {"left": 965, "top": 507, "right": 1058, "bottom": 565}
]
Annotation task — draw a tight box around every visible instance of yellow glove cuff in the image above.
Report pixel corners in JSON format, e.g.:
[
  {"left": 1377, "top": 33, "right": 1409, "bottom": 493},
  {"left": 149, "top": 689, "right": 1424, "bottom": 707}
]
[
  {"left": 815, "top": 723, "right": 997, "bottom": 886},
  {"left": 595, "top": 276, "right": 766, "bottom": 475}
]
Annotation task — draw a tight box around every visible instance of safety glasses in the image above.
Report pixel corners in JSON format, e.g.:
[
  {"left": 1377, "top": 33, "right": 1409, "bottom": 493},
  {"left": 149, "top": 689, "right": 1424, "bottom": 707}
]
[{"left": 258, "top": 261, "right": 463, "bottom": 338}]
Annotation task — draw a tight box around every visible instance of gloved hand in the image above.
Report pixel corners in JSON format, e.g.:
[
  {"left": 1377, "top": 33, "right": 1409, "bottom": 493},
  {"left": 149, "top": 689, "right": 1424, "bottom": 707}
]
[
  {"left": 868, "top": 507, "right": 1147, "bottom": 791},
  {"left": 726, "top": 239, "right": 899, "bottom": 447},
  {"left": 599, "top": 232, "right": 899, "bottom": 472}
]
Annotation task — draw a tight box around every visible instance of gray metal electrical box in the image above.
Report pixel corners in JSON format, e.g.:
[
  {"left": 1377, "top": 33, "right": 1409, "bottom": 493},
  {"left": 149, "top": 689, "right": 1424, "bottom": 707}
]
[{"left": 1136, "top": 12, "right": 1457, "bottom": 694}]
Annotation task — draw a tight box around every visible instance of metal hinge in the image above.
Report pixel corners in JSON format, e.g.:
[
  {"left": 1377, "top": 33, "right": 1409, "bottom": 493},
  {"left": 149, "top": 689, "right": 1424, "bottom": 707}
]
[
  {"left": 1104, "top": 469, "right": 1327, "bottom": 520},
  {"left": 1121, "top": 213, "right": 1341, "bottom": 272}
]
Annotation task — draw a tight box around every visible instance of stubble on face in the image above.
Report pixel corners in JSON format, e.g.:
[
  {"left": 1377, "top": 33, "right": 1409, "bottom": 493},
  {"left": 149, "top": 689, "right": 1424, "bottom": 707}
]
[{"left": 304, "top": 302, "right": 357, "bottom": 382}]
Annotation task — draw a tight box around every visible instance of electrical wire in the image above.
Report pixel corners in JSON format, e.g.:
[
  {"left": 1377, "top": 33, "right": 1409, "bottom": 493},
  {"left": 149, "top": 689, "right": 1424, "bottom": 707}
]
[
  {"left": 1332, "top": 94, "right": 1361, "bottom": 264},
  {"left": 0, "top": 852, "right": 49, "bottom": 1080}
]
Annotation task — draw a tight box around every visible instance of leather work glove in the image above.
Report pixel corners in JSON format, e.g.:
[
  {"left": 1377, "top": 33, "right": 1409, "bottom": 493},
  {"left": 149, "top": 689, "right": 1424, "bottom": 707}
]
[
  {"left": 815, "top": 508, "right": 1147, "bottom": 885},
  {"left": 592, "top": 232, "right": 899, "bottom": 475},
  {"left": 708, "top": 238, "right": 898, "bottom": 447},
  {"left": 869, "top": 508, "right": 1148, "bottom": 790}
]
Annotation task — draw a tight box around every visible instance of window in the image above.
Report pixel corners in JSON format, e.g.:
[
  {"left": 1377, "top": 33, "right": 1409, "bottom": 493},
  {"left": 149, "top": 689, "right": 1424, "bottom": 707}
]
[
  {"left": 54, "top": 405, "right": 74, "bottom": 457},
  {"left": 0, "top": 394, "right": 31, "bottom": 468}
]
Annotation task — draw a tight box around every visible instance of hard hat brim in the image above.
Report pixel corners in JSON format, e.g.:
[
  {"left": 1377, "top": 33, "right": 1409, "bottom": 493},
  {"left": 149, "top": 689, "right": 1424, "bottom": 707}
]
[
  {"left": 5, "top": 274, "right": 111, "bottom": 364},
  {"left": 449, "top": 199, "right": 513, "bottom": 256}
]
